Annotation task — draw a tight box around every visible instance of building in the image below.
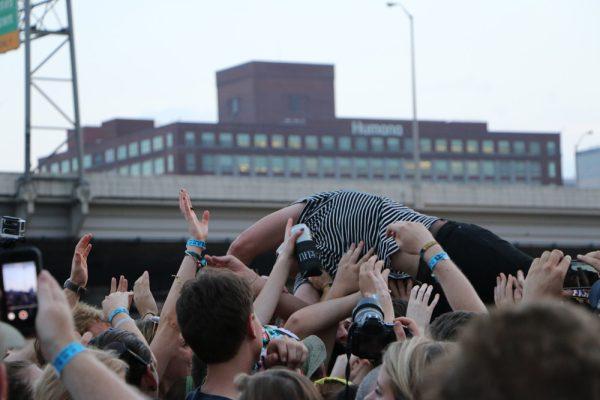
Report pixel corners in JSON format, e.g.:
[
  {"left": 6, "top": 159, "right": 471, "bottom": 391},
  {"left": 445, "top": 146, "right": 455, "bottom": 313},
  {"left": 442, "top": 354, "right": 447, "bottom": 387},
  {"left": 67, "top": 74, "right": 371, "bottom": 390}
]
[
  {"left": 576, "top": 147, "right": 600, "bottom": 188},
  {"left": 39, "top": 61, "right": 562, "bottom": 185}
]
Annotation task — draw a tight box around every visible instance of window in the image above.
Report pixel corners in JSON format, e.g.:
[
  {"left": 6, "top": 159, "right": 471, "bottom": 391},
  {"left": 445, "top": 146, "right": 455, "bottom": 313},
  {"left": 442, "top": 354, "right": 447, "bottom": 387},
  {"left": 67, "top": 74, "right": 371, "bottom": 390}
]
[
  {"left": 217, "top": 155, "right": 233, "bottom": 174},
  {"left": 129, "top": 142, "right": 139, "bottom": 157},
  {"left": 237, "top": 133, "right": 250, "bottom": 147},
  {"left": 61, "top": 159, "right": 70, "bottom": 173},
  {"left": 236, "top": 156, "right": 251, "bottom": 174},
  {"left": 105, "top": 148, "right": 115, "bottom": 163},
  {"left": 548, "top": 162, "right": 557, "bottom": 178},
  {"left": 530, "top": 142, "right": 541, "bottom": 155},
  {"left": 185, "top": 153, "right": 196, "bottom": 172},
  {"left": 322, "top": 136, "right": 335, "bottom": 151},
  {"left": 434, "top": 160, "right": 448, "bottom": 174},
  {"left": 271, "top": 157, "right": 285, "bottom": 174},
  {"left": 451, "top": 139, "right": 463, "bottom": 153},
  {"left": 166, "top": 133, "right": 174, "bottom": 148},
  {"left": 305, "top": 136, "right": 318, "bottom": 150},
  {"left": 50, "top": 163, "right": 60, "bottom": 173},
  {"left": 498, "top": 161, "right": 511, "bottom": 177},
  {"left": 482, "top": 140, "right": 494, "bottom": 154},
  {"left": 130, "top": 163, "right": 141, "bottom": 176},
  {"left": 530, "top": 161, "right": 542, "bottom": 177},
  {"left": 386, "top": 159, "right": 402, "bottom": 175},
  {"left": 71, "top": 158, "right": 78, "bottom": 172},
  {"left": 355, "top": 158, "right": 369, "bottom": 176},
  {"left": 420, "top": 138, "right": 432, "bottom": 153},
  {"left": 288, "top": 135, "right": 302, "bottom": 149},
  {"left": 404, "top": 138, "right": 413, "bottom": 153},
  {"left": 201, "top": 155, "right": 213, "bottom": 172},
  {"left": 83, "top": 155, "right": 92, "bottom": 169},
  {"left": 142, "top": 160, "right": 153, "bottom": 176},
  {"left": 220, "top": 132, "right": 233, "bottom": 148},
  {"left": 153, "top": 158, "right": 165, "bottom": 175},
  {"left": 466, "top": 140, "right": 478, "bottom": 153},
  {"left": 498, "top": 140, "right": 510, "bottom": 155},
  {"left": 153, "top": 136, "right": 164, "bottom": 151},
  {"left": 515, "top": 161, "right": 526, "bottom": 177},
  {"left": 547, "top": 141, "right": 557, "bottom": 156},
  {"left": 371, "top": 137, "right": 385, "bottom": 152},
  {"left": 184, "top": 132, "right": 196, "bottom": 147},
  {"left": 321, "top": 157, "right": 335, "bottom": 175},
  {"left": 93, "top": 153, "right": 103, "bottom": 166},
  {"left": 118, "top": 166, "right": 129, "bottom": 176},
  {"left": 254, "top": 134, "right": 268, "bottom": 148},
  {"left": 117, "top": 145, "right": 127, "bottom": 160},
  {"left": 167, "top": 155, "right": 174, "bottom": 172},
  {"left": 355, "top": 137, "right": 368, "bottom": 152},
  {"left": 201, "top": 132, "right": 216, "bottom": 147},
  {"left": 482, "top": 161, "right": 495, "bottom": 177},
  {"left": 288, "top": 94, "right": 307, "bottom": 113},
  {"left": 338, "top": 158, "right": 352, "bottom": 175},
  {"left": 403, "top": 160, "right": 415, "bottom": 171},
  {"left": 387, "top": 137, "right": 400, "bottom": 152},
  {"left": 288, "top": 157, "right": 302, "bottom": 174},
  {"left": 434, "top": 139, "right": 447, "bottom": 152},
  {"left": 514, "top": 141, "right": 526, "bottom": 155},
  {"left": 371, "top": 158, "right": 385, "bottom": 175},
  {"left": 228, "top": 97, "right": 240, "bottom": 117},
  {"left": 420, "top": 160, "right": 432, "bottom": 171},
  {"left": 339, "top": 137, "right": 352, "bottom": 151},
  {"left": 272, "top": 134, "right": 285, "bottom": 149},
  {"left": 466, "top": 161, "right": 479, "bottom": 176},
  {"left": 450, "top": 161, "right": 464, "bottom": 176},
  {"left": 254, "top": 156, "right": 268, "bottom": 174},
  {"left": 141, "top": 139, "right": 151, "bottom": 155},
  {"left": 306, "top": 157, "right": 319, "bottom": 175}
]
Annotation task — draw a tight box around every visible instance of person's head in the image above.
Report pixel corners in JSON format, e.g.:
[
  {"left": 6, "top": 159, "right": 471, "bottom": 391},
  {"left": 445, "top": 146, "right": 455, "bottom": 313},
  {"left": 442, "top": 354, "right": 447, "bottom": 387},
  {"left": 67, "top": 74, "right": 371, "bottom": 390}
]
[
  {"left": 315, "top": 378, "right": 358, "bottom": 400},
  {"left": 33, "top": 349, "right": 127, "bottom": 400},
  {"left": 176, "top": 268, "right": 262, "bottom": 365},
  {"left": 366, "top": 337, "right": 452, "bottom": 400},
  {"left": 90, "top": 328, "right": 158, "bottom": 395},
  {"left": 336, "top": 318, "right": 351, "bottom": 346},
  {"left": 72, "top": 302, "right": 110, "bottom": 337},
  {"left": 5, "top": 360, "right": 42, "bottom": 400},
  {"left": 421, "top": 301, "right": 600, "bottom": 400},
  {"left": 236, "top": 368, "right": 323, "bottom": 400},
  {"left": 135, "top": 318, "right": 159, "bottom": 344},
  {"left": 428, "top": 311, "right": 476, "bottom": 341}
]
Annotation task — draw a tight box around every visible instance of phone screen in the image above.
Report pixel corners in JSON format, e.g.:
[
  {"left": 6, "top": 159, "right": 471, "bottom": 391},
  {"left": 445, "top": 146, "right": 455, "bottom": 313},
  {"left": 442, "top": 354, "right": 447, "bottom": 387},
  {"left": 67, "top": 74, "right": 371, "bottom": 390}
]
[{"left": 2, "top": 260, "right": 38, "bottom": 323}]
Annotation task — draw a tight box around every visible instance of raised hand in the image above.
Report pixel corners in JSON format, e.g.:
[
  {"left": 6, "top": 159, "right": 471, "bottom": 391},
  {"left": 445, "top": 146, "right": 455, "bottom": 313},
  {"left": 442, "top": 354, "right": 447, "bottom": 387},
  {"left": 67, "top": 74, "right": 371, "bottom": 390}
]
[
  {"left": 386, "top": 222, "right": 435, "bottom": 255},
  {"left": 279, "top": 218, "right": 303, "bottom": 260},
  {"left": 393, "top": 316, "right": 420, "bottom": 341},
  {"left": 179, "top": 188, "right": 210, "bottom": 241},
  {"left": 494, "top": 273, "right": 522, "bottom": 308},
  {"left": 523, "top": 250, "right": 571, "bottom": 302},
  {"left": 70, "top": 233, "right": 93, "bottom": 287},
  {"left": 389, "top": 278, "right": 413, "bottom": 302},
  {"left": 133, "top": 271, "right": 159, "bottom": 318},
  {"left": 406, "top": 283, "right": 439, "bottom": 332},
  {"left": 333, "top": 242, "right": 374, "bottom": 296},
  {"left": 359, "top": 256, "right": 394, "bottom": 322}
]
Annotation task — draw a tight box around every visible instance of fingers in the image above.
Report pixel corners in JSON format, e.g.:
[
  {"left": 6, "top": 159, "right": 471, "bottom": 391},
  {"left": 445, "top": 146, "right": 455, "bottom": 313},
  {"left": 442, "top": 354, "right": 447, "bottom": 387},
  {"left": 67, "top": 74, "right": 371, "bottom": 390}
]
[
  {"left": 393, "top": 318, "right": 407, "bottom": 341},
  {"left": 350, "top": 242, "right": 365, "bottom": 263},
  {"left": 80, "top": 331, "right": 93, "bottom": 346},
  {"left": 381, "top": 268, "right": 390, "bottom": 282},
  {"left": 557, "top": 254, "right": 571, "bottom": 278},
  {"left": 110, "top": 277, "right": 117, "bottom": 293},
  {"left": 577, "top": 253, "right": 600, "bottom": 272},
  {"left": 516, "top": 270, "right": 526, "bottom": 288},
  {"left": 360, "top": 247, "right": 376, "bottom": 264},
  {"left": 416, "top": 283, "right": 428, "bottom": 303},
  {"left": 505, "top": 275, "right": 515, "bottom": 300},
  {"left": 410, "top": 284, "right": 419, "bottom": 301},
  {"left": 202, "top": 210, "right": 210, "bottom": 226},
  {"left": 429, "top": 293, "right": 440, "bottom": 309},
  {"left": 285, "top": 218, "right": 293, "bottom": 239},
  {"left": 398, "top": 316, "right": 421, "bottom": 337},
  {"left": 118, "top": 275, "right": 128, "bottom": 292}
]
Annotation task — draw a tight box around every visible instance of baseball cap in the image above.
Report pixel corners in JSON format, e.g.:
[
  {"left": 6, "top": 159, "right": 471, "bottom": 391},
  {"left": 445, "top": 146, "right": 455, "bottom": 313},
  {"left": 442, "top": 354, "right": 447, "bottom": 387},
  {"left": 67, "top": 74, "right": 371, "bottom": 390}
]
[{"left": 301, "top": 335, "right": 326, "bottom": 379}]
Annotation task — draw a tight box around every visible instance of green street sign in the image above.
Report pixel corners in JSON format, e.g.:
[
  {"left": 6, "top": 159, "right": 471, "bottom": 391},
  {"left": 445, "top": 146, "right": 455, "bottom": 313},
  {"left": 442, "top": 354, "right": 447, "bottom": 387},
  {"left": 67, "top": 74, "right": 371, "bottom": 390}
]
[{"left": 0, "top": 0, "right": 19, "bottom": 53}]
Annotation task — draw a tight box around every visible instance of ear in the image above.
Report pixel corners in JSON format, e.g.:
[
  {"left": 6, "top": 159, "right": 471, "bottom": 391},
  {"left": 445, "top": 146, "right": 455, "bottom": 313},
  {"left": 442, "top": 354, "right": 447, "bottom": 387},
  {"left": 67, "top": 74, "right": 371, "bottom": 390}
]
[{"left": 247, "top": 313, "right": 259, "bottom": 340}]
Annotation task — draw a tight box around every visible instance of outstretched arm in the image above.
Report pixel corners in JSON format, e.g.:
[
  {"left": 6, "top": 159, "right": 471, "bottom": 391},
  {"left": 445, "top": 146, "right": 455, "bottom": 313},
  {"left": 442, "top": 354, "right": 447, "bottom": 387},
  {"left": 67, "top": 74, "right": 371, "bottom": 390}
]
[{"left": 64, "top": 233, "right": 93, "bottom": 308}]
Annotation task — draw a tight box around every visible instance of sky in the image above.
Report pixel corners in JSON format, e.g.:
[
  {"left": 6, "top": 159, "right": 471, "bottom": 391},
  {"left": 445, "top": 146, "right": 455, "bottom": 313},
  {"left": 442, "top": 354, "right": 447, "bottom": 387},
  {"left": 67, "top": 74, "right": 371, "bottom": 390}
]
[{"left": 1, "top": 0, "right": 599, "bottom": 178}]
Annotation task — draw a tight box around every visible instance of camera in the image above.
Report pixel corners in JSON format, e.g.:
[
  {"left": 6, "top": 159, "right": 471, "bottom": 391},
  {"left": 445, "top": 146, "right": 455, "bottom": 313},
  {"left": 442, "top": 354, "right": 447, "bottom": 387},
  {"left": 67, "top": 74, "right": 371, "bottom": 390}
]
[
  {"left": 347, "top": 296, "right": 402, "bottom": 360},
  {"left": 290, "top": 223, "right": 322, "bottom": 278},
  {"left": 1, "top": 216, "right": 26, "bottom": 242}
]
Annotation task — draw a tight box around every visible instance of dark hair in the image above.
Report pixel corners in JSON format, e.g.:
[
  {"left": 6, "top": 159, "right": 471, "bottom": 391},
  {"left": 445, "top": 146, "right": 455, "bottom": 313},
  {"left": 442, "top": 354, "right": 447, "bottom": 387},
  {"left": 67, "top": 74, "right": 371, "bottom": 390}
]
[
  {"left": 176, "top": 268, "right": 253, "bottom": 364},
  {"left": 90, "top": 328, "right": 152, "bottom": 386},
  {"left": 422, "top": 301, "right": 600, "bottom": 400},
  {"left": 6, "top": 360, "right": 34, "bottom": 400},
  {"left": 191, "top": 354, "right": 206, "bottom": 388},
  {"left": 236, "top": 369, "right": 323, "bottom": 400},
  {"left": 428, "top": 311, "right": 475, "bottom": 341},
  {"left": 135, "top": 318, "right": 159, "bottom": 344}
]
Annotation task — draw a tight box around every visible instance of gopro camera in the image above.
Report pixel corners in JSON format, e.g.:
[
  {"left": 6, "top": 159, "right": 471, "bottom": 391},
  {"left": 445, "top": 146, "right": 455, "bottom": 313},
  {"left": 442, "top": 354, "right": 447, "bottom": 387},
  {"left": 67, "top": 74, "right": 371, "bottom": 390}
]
[
  {"left": 290, "top": 224, "right": 322, "bottom": 278},
  {"left": 0, "top": 246, "right": 41, "bottom": 336},
  {"left": 1, "top": 216, "right": 26, "bottom": 242}
]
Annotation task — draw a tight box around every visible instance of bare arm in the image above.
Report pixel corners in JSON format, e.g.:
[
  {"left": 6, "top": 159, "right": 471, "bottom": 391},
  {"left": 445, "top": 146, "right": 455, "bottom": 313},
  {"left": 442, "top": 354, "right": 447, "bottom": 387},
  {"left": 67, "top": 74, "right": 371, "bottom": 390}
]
[{"left": 65, "top": 234, "right": 93, "bottom": 308}]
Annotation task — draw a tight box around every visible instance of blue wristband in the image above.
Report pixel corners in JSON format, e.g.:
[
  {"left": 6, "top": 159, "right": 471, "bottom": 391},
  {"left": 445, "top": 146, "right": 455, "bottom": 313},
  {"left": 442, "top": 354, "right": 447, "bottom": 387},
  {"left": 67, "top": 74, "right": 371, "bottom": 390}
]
[
  {"left": 107, "top": 307, "right": 129, "bottom": 324},
  {"left": 52, "top": 342, "right": 86, "bottom": 375},
  {"left": 427, "top": 251, "right": 450, "bottom": 272},
  {"left": 186, "top": 239, "right": 206, "bottom": 249}
]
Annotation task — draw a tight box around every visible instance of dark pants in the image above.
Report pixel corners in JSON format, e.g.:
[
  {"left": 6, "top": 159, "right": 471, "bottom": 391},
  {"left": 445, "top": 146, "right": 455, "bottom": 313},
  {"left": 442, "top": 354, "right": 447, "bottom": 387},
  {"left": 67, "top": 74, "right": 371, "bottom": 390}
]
[{"left": 418, "top": 221, "right": 533, "bottom": 314}]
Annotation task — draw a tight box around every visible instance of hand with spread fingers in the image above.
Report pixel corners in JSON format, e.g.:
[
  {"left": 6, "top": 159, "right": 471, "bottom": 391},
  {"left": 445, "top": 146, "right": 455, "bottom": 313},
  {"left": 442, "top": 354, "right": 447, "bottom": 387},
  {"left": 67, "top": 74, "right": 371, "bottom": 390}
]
[
  {"left": 406, "top": 283, "right": 440, "bottom": 333},
  {"left": 389, "top": 277, "right": 413, "bottom": 302},
  {"left": 494, "top": 272, "right": 523, "bottom": 308},
  {"left": 359, "top": 255, "right": 394, "bottom": 323},
  {"left": 179, "top": 188, "right": 210, "bottom": 242},
  {"left": 331, "top": 242, "right": 375, "bottom": 296},
  {"left": 386, "top": 221, "right": 434, "bottom": 255},
  {"left": 70, "top": 233, "right": 93, "bottom": 288}
]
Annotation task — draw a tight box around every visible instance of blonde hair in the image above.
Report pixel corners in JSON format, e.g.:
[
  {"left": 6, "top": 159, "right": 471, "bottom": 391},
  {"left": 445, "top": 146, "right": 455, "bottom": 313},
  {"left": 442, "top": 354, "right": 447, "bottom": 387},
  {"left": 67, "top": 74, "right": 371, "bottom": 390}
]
[
  {"left": 72, "top": 303, "right": 105, "bottom": 335},
  {"left": 236, "top": 368, "right": 323, "bottom": 400},
  {"left": 33, "top": 349, "right": 127, "bottom": 400},
  {"left": 382, "top": 337, "right": 453, "bottom": 400}
]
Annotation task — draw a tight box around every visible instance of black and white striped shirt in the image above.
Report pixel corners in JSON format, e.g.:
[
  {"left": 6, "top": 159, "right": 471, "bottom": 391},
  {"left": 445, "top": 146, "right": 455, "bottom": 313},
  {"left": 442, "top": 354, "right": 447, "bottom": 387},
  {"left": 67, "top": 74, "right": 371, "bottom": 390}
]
[{"left": 294, "top": 190, "right": 439, "bottom": 277}]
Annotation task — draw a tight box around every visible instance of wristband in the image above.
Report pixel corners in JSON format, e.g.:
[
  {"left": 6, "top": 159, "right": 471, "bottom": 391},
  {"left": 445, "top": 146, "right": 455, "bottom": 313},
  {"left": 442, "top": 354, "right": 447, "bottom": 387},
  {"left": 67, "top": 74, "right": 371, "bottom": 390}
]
[
  {"left": 107, "top": 307, "right": 129, "bottom": 324},
  {"left": 186, "top": 239, "right": 206, "bottom": 249},
  {"left": 419, "top": 241, "right": 438, "bottom": 262},
  {"left": 63, "top": 279, "right": 87, "bottom": 296},
  {"left": 113, "top": 315, "right": 133, "bottom": 330},
  {"left": 427, "top": 251, "right": 450, "bottom": 272},
  {"left": 185, "top": 250, "right": 207, "bottom": 269},
  {"left": 52, "top": 342, "right": 86, "bottom": 375}
]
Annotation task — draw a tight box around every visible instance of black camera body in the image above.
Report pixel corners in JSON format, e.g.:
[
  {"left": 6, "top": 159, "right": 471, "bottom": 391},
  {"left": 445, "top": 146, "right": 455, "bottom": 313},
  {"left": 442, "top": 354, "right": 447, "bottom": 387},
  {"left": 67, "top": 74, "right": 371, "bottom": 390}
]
[
  {"left": 348, "top": 296, "right": 401, "bottom": 360},
  {"left": 1, "top": 216, "right": 26, "bottom": 243}
]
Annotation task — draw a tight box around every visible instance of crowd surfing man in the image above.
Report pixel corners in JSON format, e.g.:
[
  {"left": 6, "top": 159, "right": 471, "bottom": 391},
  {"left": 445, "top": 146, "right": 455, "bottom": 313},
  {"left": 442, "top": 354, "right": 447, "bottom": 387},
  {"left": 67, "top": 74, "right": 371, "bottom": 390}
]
[{"left": 1, "top": 187, "right": 599, "bottom": 400}]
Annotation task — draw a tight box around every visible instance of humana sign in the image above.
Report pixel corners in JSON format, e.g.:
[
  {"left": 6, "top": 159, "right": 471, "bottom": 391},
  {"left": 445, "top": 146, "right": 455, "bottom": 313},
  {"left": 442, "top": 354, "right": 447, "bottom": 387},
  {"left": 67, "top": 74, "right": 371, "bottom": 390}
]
[{"left": 351, "top": 121, "right": 404, "bottom": 137}]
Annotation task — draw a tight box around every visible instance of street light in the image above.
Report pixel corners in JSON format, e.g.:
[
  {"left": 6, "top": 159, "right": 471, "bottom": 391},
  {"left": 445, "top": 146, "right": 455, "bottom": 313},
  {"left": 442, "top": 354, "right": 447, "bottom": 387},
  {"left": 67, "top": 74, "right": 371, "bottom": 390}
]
[
  {"left": 387, "top": 2, "right": 421, "bottom": 195},
  {"left": 575, "top": 130, "right": 594, "bottom": 186}
]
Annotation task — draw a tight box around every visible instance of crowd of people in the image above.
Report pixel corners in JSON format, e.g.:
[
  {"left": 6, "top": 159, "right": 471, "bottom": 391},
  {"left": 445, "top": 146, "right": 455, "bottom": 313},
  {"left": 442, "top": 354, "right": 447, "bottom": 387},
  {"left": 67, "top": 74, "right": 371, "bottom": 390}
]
[{"left": 1, "top": 188, "right": 600, "bottom": 400}]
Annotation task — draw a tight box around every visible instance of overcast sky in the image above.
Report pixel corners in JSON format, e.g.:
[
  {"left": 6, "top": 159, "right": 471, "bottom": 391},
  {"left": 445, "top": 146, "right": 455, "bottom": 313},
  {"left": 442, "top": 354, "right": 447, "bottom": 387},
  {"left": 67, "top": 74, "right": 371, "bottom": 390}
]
[{"left": 1, "top": 0, "right": 599, "bottom": 178}]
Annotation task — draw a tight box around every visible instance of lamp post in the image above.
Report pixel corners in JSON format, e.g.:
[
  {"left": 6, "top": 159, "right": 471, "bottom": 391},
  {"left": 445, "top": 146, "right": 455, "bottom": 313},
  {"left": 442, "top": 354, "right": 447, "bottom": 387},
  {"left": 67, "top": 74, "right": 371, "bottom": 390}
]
[
  {"left": 575, "top": 130, "right": 594, "bottom": 186},
  {"left": 386, "top": 2, "right": 421, "bottom": 201}
]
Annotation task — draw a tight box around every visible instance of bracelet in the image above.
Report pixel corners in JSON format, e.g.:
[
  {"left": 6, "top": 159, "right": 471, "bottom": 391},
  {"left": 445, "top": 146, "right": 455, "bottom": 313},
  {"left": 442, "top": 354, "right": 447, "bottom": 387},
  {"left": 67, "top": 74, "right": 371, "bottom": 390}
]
[
  {"left": 142, "top": 312, "right": 157, "bottom": 320},
  {"left": 419, "top": 241, "right": 438, "bottom": 262},
  {"left": 63, "top": 279, "right": 87, "bottom": 296},
  {"left": 186, "top": 239, "right": 206, "bottom": 249},
  {"left": 107, "top": 307, "right": 129, "bottom": 324},
  {"left": 427, "top": 251, "right": 450, "bottom": 272},
  {"left": 113, "top": 315, "right": 133, "bottom": 330},
  {"left": 184, "top": 250, "right": 207, "bottom": 269},
  {"left": 52, "top": 342, "right": 86, "bottom": 375}
]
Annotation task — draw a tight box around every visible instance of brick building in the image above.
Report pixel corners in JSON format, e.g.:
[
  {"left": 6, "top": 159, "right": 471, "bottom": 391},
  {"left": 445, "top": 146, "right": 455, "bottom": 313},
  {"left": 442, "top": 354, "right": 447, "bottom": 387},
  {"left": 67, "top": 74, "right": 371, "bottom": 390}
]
[{"left": 39, "top": 61, "right": 562, "bottom": 185}]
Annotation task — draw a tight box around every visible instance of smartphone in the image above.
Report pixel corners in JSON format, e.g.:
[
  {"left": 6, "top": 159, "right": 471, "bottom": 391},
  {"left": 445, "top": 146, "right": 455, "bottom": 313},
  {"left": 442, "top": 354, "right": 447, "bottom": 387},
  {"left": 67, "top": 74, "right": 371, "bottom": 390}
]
[
  {"left": 0, "top": 246, "right": 42, "bottom": 336},
  {"left": 563, "top": 261, "right": 599, "bottom": 290},
  {"left": 388, "top": 271, "right": 413, "bottom": 281}
]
